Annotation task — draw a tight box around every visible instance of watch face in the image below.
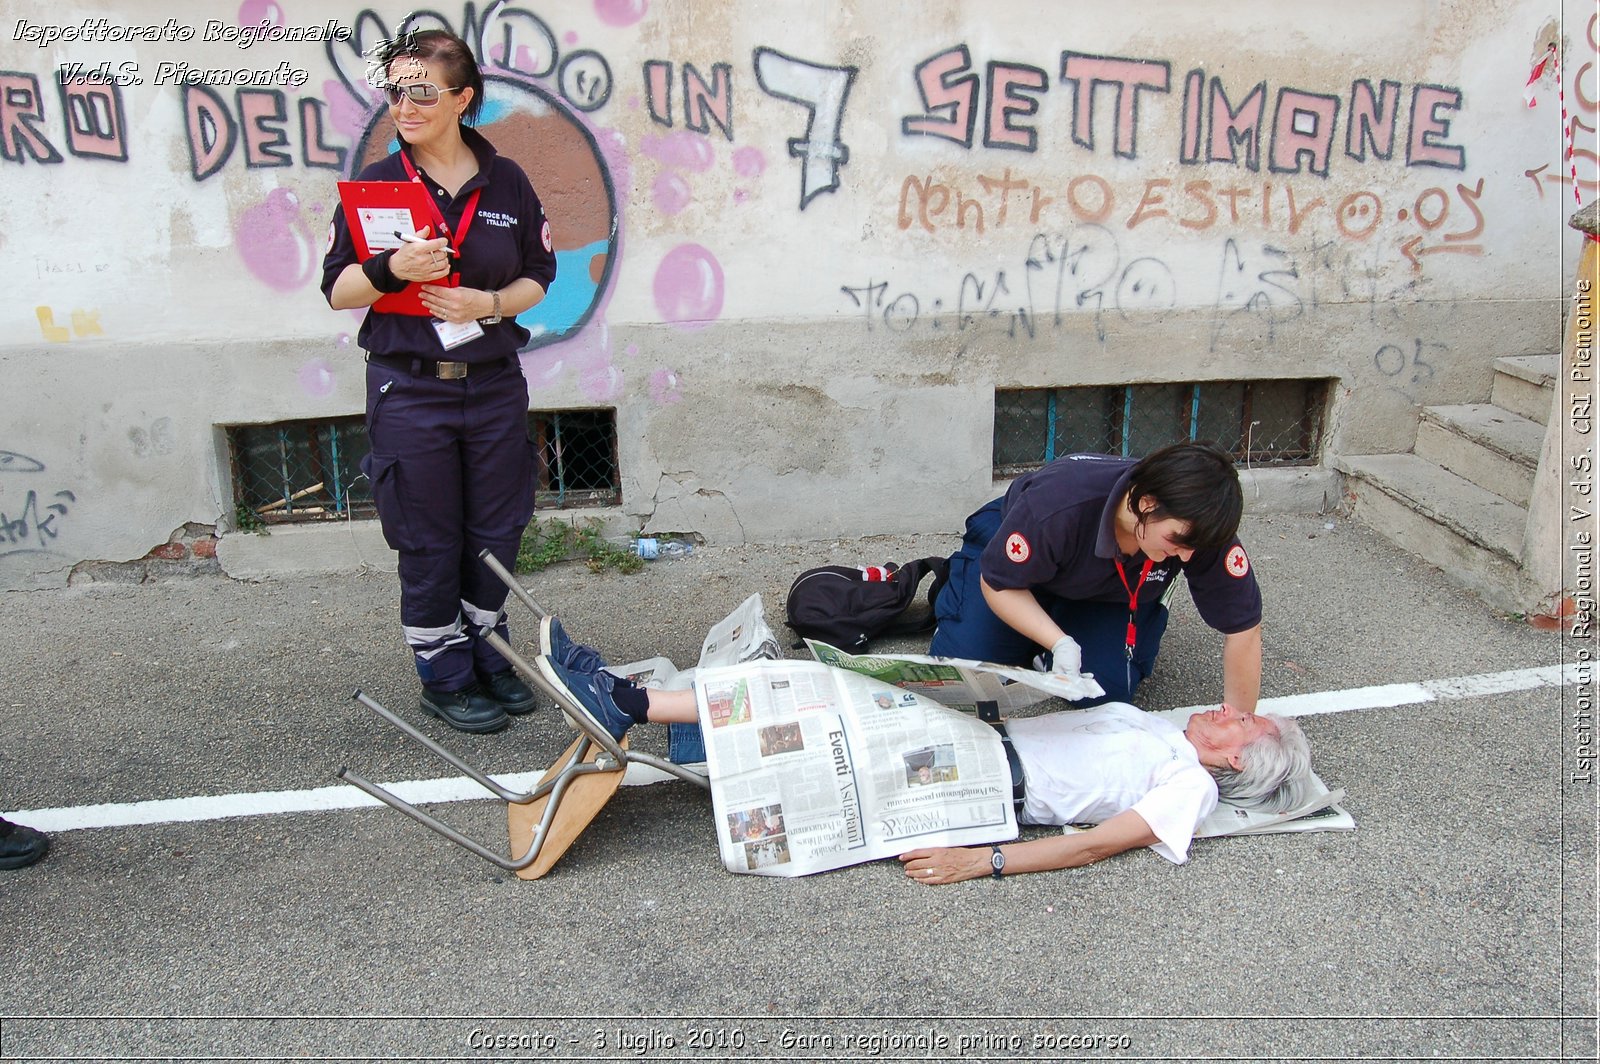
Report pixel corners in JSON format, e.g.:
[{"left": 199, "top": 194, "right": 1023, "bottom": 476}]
[{"left": 991, "top": 850, "right": 1004, "bottom": 870}]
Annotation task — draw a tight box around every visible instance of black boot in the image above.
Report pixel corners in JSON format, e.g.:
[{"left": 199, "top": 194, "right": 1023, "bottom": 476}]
[
  {"left": 479, "top": 669, "right": 537, "bottom": 715},
  {"left": 419, "top": 683, "right": 510, "bottom": 733},
  {"left": 0, "top": 817, "right": 49, "bottom": 870}
]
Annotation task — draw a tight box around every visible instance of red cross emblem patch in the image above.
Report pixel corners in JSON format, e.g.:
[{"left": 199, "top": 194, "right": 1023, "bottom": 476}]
[
  {"left": 1225, "top": 545, "right": 1250, "bottom": 578},
  {"left": 1005, "top": 532, "right": 1031, "bottom": 563}
]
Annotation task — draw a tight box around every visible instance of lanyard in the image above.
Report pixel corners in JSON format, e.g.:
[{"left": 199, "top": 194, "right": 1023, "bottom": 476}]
[
  {"left": 1113, "top": 556, "right": 1154, "bottom": 661},
  {"left": 399, "top": 150, "right": 481, "bottom": 256}
]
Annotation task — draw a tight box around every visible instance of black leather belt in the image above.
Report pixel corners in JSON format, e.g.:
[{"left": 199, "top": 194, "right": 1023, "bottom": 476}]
[
  {"left": 993, "top": 722, "right": 1027, "bottom": 811},
  {"left": 365, "top": 353, "right": 509, "bottom": 380}
]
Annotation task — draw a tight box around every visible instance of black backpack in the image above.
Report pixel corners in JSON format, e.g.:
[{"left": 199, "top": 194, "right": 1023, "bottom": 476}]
[{"left": 784, "top": 557, "right": 949, "bottom": 651}]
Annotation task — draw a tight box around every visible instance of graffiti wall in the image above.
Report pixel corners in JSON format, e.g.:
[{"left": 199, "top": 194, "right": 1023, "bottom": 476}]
[{"left": 0, "top": 0, "right": 1590, "bottom": 582}]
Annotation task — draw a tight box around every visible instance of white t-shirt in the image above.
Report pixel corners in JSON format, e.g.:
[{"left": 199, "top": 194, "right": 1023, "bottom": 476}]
[{"left": 1004, "top": 702, "right": 1218, "bottom": 864}]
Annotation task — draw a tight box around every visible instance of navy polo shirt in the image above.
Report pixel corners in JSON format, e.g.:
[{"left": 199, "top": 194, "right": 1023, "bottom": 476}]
[
  {"left": 320, "top": 126, "right": 558, "bottom": 362},
  {"left": 978, "top": 453, "right": 1262, "bottom": 635}
]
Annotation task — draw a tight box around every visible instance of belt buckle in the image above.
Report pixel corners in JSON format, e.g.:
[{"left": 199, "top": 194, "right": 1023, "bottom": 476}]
[{"left": 436, "top": 361, "right": 468, "bottom": 380}]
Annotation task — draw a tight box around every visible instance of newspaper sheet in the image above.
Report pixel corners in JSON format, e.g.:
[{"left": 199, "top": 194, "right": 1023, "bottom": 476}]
[
  {"left": 612, "top": 592, "right": 783, "bottom": 693},
  {"left": 804, "top": 640, "right": 1104, "bottom": 712},
  {"left": 1195, "top": 773, "right": 1354, "bottom": 838},
  {"left": 695, "top": 659, "right": 1018, "bottom": 877},
  {"left": 809, "top": 641, "right": 1354, "bottom": 839}
]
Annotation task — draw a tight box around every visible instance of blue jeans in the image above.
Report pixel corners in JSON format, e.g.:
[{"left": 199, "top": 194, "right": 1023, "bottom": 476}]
[{"left": 668, "top": 721, "right": 705, "bottom": 764}]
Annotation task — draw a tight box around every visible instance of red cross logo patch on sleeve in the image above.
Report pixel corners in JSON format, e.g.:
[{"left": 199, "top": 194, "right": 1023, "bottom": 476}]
[
  {"left": 1005, "top": 532, "right": 1031, "bottom": 563},
  {"left": 1225, "top": 545, "right": 1250, "bottom": 578},
  {"left": 541, "top": 219, "right": 553, "bottom": 252}
]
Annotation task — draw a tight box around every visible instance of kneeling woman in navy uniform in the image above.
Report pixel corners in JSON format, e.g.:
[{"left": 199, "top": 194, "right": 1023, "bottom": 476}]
[
  {"left": 321, "top": 29, "right": 557, "bottom": 733},
  {"left": 929, "top": 441, "right": 1263, "bottom": 713}
]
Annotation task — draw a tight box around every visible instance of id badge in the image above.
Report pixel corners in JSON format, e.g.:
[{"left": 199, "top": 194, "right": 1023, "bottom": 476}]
[{"left": 433, "top": 318, "right": 485, "bottom": 350}]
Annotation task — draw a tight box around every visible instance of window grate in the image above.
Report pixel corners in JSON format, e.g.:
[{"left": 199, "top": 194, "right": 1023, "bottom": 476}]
[
  {"left": 226, "top": 409, "right": 620, "bottom": 524},
  {"left": 993, "top": 380, "right": 1329, "bottom": 478}
]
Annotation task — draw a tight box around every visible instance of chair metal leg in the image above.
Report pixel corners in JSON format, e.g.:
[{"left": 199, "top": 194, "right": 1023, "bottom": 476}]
[
  {"left": 476, "top": 625, "right": 631, "bottom": 765},
  {"left": 335, "top": 552, "right": 709, "bottom": 875},
  {"left": 478, "top": 548, "right": 549, "bottom": 619},
  {"left": 338, "top": 690, "right": 621, "bottom": 872}
]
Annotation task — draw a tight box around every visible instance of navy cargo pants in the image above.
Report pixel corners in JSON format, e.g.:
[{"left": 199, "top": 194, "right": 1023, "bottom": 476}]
[
  {"left": 362, "top": 357, "right": 535, "bottom": 693},
  {"left": 928, "top": 498, "right": 1169, "bottom": 705}
]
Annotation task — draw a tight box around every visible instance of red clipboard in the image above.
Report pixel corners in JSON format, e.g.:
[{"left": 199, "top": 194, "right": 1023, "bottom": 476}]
[{"left": 336, "top": 180, "right": 458, "bottom": 316}]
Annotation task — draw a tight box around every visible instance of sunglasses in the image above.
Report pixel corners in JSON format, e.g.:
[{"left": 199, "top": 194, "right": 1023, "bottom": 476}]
[{"left": 383, "top": 81, "right": 465, "bottom": 107}]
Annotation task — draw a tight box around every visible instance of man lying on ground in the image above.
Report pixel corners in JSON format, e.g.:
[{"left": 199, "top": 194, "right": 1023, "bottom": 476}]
[{"left": 533, "top": 616, "right": 1314, "bottom": 886}]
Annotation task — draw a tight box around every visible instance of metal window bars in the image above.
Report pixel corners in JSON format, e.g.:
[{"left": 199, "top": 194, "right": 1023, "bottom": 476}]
[
  {"left": 335, "top": 549, "right": 708, "bottom": 875},
  {"left": 228, "top": 410, "right": 621, "bottom": 524},
  {"left": 992, "top": 380, "right": 1328, "bottom": 477}
]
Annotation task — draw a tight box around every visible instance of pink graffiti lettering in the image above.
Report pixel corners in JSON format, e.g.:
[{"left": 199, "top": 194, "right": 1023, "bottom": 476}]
[
  {"left": 1346, "top": 79, "right": 1401, "bottom": 161},
  {"left": 183, "top": 84, "right": 346, "bottom": 178},
  {"left": 0, "top": 72, "right": 64, "bottom": 163},
  {"left": 1208, "top": 78, "right": 1267, "bottom": 170},
  {"left": 683, "top": 62, "right": 733, "bottom": 139},
  {"left": 1060, "top": 52, "right": 1171, "bottom": 159},
  {"left": 60, "top": 77, "right": 127, "bottom": 160},
  {"left": 1407, "top": 85, "right": 1465, "bottom": 169},
  {"left": 1270, "top": 89, "right": 1339, "bottom": 176},
  {"left": 902, "top": 46, "right": 977, "bottom": 145},
  {"left": 644, "top": 60, "right": 673, "bottom": 126},
  {"left": 984, "top": 63, "right": 1048, "bottom": 152}
]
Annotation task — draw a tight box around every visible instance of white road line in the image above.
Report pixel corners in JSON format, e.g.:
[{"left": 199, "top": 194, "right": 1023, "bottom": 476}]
[
  {"left": 7, "top": 663, "right": 1583, "bottom": 834},
  {"left": 1156, "top": 663, "right": 1581, "bottom": 722}
]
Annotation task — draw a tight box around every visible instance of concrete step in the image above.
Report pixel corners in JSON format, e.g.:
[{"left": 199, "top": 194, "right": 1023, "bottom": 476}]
[
  {"left": 1416, "top": 403, "right": 1544, "bottom": 506},
  {"left": 1334, "top": 452, "right": 1535, "bottom": 613},
  {"left": 1491, "top": 354, "right": 1558, "bottom": 425}
]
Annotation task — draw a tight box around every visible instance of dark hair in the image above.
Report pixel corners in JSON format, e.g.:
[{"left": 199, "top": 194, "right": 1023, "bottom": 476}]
[
  {"left": 382, "top": 28, "right": 484, "bottom": 125},
  {"left": 1124, "top": 441, "right": 1243, "bottom": 551}
]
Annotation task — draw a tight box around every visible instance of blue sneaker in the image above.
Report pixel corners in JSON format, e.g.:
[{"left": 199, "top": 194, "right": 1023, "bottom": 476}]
[
  {"left": 539, "top": 615, "right": 610, "bottom": 676},
  {"left": 535, "top": 654, "right": 637, "bottom": 742}
]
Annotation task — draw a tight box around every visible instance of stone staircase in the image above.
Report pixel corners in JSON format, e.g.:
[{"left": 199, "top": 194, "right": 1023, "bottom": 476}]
[{"left": 1334, "top": 355, "right": 1556, "bottom": 614}]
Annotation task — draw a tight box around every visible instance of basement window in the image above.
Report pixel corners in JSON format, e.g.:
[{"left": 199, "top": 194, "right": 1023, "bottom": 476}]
[
  {"left": 993, "top": 380, "right": 1330, "bottom": 478},
  {"left": 226, "top": 409, "right": 620, "bottom": 525}
]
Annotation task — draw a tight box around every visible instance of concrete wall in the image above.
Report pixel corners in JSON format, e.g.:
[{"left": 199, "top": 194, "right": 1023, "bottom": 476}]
[{"left": 1, "top": 0, "right": 1590, "bottom": 585}]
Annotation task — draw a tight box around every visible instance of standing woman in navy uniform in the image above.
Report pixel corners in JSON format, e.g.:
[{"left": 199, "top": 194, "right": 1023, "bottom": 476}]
[
  {"left": 930, "top": 442, "right": 1264, "bottom": 713},
  {"left": 321, "top": 29, "right": 557, "bottom": 733}
]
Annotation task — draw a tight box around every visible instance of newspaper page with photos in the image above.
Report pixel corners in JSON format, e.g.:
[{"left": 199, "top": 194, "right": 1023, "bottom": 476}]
[
  {"left": 695, "top": 659, "right": 1018, "bottom": 877},
  {"left": 811, "top": 641, "right": 1355, "bottom": 839},
  {"left": 804, "top": 640, "right": 1104, "bottom": 712}
]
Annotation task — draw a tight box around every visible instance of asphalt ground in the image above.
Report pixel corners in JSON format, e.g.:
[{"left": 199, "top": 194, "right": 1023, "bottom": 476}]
[{"left": 0, "top": 512, "right": 1593, "bottom": 1061}]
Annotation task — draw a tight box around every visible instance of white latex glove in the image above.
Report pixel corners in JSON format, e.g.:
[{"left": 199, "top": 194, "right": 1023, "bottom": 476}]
[{"left": 1049, "top": 634, "right": 1084, "bottom": 677}]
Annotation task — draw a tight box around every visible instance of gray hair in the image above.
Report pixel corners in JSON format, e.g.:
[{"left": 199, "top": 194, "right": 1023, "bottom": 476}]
[{"left": 1210, "top": 714, "right": 1313, "bottom": 813}]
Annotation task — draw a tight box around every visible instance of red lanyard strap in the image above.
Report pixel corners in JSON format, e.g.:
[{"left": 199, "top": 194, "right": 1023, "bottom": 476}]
[
  {"left": 399, "top": 150, "right": 481, "bottom": 254},
  {"left": 1113, "top": 557, "right": 1154, "bottom": 661}
]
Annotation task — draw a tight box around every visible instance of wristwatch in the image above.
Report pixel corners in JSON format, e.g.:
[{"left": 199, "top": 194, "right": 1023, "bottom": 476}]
[
  {"left": 480, "top": 289, "right": 502, "bottom": 324},
  {"left": 990, "top": 844, "right": 1005, "bottom": 879}
]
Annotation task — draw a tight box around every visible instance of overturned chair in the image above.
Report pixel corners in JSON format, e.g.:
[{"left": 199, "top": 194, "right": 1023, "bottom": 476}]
[{"left": 336, "top": 550, "right": 709, "bottom": 879}]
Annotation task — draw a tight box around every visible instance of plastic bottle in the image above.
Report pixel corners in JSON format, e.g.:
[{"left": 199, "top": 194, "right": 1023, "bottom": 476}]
[{"left": 634, "top": 537, "right": 694, "bottom": 559}]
